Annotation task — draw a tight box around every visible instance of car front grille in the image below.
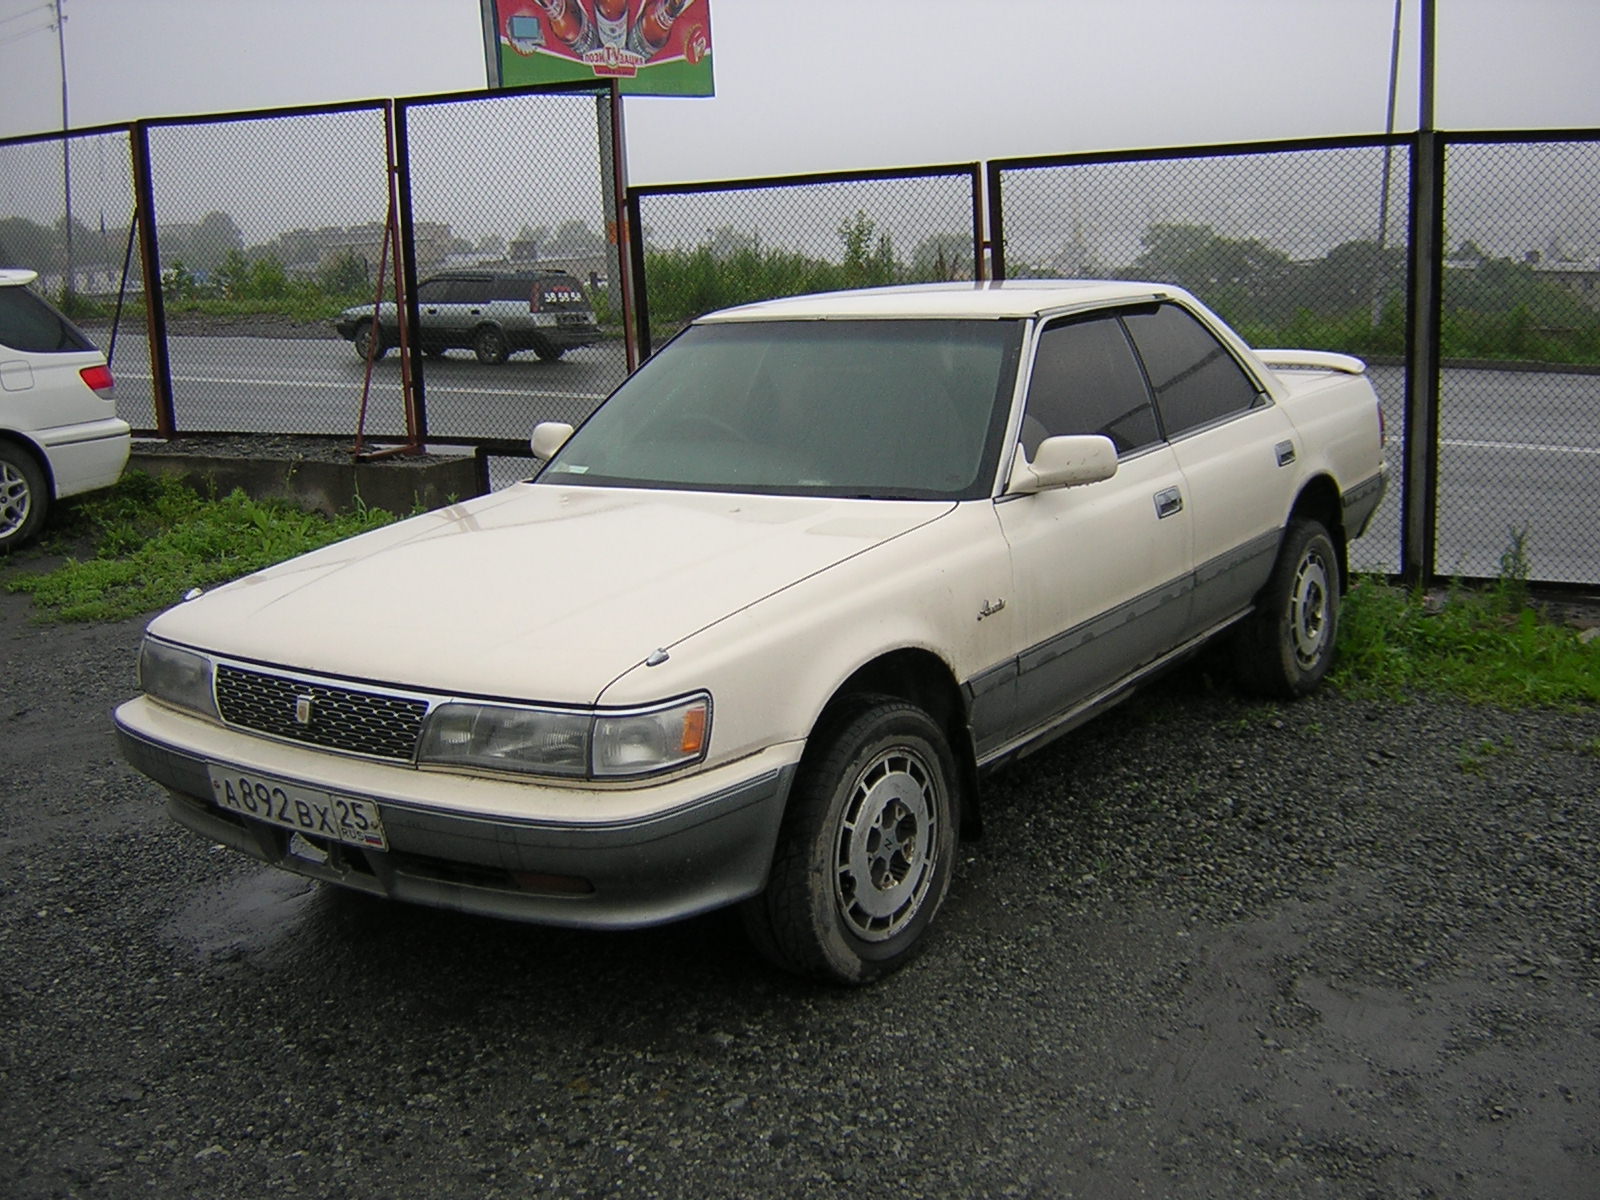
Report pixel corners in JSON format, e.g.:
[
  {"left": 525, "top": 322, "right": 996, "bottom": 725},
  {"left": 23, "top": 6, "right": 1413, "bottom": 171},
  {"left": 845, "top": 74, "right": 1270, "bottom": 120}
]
[{"left": 215, "top": 664, "right": 428, "bottom": 761}]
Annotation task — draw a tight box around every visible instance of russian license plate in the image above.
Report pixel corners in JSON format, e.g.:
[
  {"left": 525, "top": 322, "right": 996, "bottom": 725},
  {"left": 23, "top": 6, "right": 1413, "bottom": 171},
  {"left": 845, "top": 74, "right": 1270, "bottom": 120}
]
[{"left": 208, "top": 766, "right": 387, "bottom": 850}]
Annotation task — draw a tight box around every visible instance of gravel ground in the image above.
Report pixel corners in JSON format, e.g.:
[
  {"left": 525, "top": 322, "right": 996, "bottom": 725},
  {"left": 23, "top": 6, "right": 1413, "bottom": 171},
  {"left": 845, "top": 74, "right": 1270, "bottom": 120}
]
[{"left": 2, "top": 567, "right": 1597, "bottom": 1200}]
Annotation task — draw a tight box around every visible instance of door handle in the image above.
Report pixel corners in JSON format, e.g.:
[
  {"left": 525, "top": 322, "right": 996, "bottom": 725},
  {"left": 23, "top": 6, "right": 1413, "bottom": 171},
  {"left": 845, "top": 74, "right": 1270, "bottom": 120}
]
[
  {"left": 1153, "top": 487, "right": 1184, "bottom": 519},
  {"left": 1275, "top": 440, "right": 1297, "bottom": 467}
]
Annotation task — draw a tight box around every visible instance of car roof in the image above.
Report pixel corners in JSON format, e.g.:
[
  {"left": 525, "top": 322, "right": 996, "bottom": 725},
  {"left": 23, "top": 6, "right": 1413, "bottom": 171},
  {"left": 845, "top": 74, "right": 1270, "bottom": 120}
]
[
  {"left": 0, "top": 268, "right": 41, "bottom": 287},
  {"left": 696, "top": 279, "right": 1186, "bottom": 323}
]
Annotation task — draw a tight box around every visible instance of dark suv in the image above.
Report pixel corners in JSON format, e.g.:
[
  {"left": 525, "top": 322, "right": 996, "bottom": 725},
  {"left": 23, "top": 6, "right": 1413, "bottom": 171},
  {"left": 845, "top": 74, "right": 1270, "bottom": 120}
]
[{"left": 335, "top": 269, "right": 601, "bottom": 364}]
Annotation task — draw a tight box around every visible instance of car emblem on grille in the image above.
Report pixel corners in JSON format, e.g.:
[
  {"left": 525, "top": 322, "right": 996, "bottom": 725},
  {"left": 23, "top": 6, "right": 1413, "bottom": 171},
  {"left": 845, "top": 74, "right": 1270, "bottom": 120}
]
[{"left": 294, "top": 693, "right": 315, "bottom": 726}]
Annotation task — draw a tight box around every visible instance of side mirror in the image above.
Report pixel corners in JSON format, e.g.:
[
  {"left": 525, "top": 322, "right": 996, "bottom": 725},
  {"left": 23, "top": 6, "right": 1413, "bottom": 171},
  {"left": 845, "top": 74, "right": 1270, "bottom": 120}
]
[
  {"left": 531, "top": 421, "right": 574, "bottom": 459},
  {"left": 1006, "top": 434, "right": 1118, "bottom": 494}
]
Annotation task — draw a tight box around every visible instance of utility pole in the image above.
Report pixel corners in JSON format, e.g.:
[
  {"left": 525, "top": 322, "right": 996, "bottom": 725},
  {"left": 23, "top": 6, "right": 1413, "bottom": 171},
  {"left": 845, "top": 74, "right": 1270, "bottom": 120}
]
[{"left": 55, "top": 0, "right": 74, "bottom": 301}]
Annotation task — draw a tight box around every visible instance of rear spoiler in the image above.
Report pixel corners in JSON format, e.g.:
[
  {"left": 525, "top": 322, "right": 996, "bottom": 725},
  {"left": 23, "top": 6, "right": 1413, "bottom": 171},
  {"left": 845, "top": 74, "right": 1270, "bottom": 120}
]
[{"left": 1255, "top": 349, "right": 1367, "bottom": 375}]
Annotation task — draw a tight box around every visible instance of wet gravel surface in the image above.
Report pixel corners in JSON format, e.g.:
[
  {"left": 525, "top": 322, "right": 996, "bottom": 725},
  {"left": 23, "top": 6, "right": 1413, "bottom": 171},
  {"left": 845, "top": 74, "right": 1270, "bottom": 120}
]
[{"left": 2, "top": 575, "right": 1597, "bottom": 1199}]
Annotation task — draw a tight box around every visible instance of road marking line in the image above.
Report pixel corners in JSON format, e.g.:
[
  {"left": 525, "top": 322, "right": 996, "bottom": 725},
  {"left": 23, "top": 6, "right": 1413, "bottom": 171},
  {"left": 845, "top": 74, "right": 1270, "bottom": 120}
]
[{"left": 1442, "top": 438, "right": 1600, "bottom": 457}]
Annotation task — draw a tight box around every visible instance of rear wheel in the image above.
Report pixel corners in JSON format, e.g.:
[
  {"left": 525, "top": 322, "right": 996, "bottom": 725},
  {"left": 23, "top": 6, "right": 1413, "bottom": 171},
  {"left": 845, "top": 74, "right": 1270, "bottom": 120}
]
[
  {"left": 534, "top": 341, "right": 567, "bottom": 362},
  {"left": 353, "top": 321, "right": 387, "bottom": 361},
  {"left": 742, "top": 698, "right": 957, "bottom": 984},
  {"left": 1235, "top": 518, "right": 1341, "bottom": 697},
  {"left": 0, "top": 441, "right": 48, "bottom": 550},
  {"left": 473, "top": 326, "right": 509, "bottom": 365}
]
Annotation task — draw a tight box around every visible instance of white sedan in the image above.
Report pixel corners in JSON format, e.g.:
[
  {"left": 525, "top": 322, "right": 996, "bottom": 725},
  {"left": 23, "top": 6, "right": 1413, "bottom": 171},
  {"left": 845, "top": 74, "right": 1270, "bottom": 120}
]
[
  {"left": 116, "top": 281, "right": 1385, "bottom": 983},
  {"left": 0, "top": 269, "right": 129, "bottom": 548}
]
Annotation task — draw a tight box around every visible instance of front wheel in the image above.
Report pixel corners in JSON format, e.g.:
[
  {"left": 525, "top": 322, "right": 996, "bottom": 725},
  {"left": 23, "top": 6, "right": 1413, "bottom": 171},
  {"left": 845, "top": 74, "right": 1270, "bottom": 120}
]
[
  {"left": 1235, "top": 518, "right": 1341, "bottom": 697},
  {"left": 0, "top": 441, "right": 49, "bottom": 550},
  {"left": 353, "top": 321, "right": 387, "bottom": 361},
  {"left": 742, "top": 698, "right": 958, "bottom": 984}
]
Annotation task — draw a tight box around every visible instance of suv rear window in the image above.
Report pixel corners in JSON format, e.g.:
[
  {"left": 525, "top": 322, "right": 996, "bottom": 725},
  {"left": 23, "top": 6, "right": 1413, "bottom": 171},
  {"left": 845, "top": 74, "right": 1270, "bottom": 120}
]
[
  {"left": 0, "top": 286, "right": 95, "bottom": 354},
  {"left": 489, "top": 277, "right": 534, "bottom": 303}
]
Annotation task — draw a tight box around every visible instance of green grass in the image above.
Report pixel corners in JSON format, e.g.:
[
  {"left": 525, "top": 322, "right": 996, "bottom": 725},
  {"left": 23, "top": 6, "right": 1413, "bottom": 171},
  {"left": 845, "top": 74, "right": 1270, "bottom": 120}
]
[
  {"left": 1332, "top": 575, "right": 1600, "bottom": 708},
  {"left": 4, "top": 472, "right": 400, "bottom": 623}
]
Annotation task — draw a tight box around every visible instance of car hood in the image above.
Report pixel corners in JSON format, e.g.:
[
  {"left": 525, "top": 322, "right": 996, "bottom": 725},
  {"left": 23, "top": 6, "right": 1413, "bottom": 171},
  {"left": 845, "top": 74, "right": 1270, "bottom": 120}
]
[{"left": 148, "top": 484, "right": 953, "bottom": 702}]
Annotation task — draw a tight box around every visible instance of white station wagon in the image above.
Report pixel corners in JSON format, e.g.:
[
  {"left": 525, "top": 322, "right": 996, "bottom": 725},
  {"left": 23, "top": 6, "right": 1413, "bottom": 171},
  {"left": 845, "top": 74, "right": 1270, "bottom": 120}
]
[
  {"left": 116, "top": 281, "right": 1386, "bottom": 983},
  {"left": 0, "top": 268, "right": 128, "bottom": 548}
]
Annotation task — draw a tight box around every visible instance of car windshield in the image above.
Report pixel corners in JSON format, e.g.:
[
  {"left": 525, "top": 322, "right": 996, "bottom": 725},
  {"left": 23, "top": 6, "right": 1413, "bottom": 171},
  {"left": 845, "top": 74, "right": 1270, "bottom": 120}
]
[{"left": 539, "top": 319, "right": 1023, "bottom": 499}]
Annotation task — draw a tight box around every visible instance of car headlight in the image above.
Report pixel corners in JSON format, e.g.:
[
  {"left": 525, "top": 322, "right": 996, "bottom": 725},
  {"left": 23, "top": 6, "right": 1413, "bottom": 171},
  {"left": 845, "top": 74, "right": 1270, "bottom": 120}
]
[
  {"left": 418, "top": 703, "right": 591, "bottom": 777},
  {"left": 417, "top": 693, "right": 710, "bottom": 780},
  {"left": 138, "top": 637, "right": 219, "bottom": 720},
  {"left": 593, "top": 696, "right": 710, "bottom": 777}
]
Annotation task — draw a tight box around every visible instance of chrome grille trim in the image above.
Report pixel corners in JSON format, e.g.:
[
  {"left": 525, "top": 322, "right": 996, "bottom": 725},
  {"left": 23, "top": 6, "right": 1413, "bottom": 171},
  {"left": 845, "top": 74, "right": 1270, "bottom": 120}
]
[{"left": 214, "top": 663, "right": 430, "bottom": 761}]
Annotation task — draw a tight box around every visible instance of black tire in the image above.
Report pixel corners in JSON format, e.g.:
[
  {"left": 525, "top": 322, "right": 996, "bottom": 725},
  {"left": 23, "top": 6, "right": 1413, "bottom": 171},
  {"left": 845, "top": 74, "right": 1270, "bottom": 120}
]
[
  {"left": 473, "top": 326, "right": 510, "bottom": 365},
  {"left": 533, "top": 341, "right": 567, "bottom": 362},
  {"left": 1235, "top": 518, "right": 1341, "bottom": 697},
  {"left": 742, "top": 697, "right": 958, "bottom": 985},
  {"left": 0, "top": 441, "right": 49, "bottom": 551},
  {"left": 353, "top": 321, "right": 387, "bottom": 361}
]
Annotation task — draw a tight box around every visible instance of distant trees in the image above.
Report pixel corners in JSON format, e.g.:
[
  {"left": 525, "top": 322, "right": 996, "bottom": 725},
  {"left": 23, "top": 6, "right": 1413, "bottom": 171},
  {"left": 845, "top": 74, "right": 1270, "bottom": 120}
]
[{"left": 6, "top": 198, "right": 1594, "bottom": 364}]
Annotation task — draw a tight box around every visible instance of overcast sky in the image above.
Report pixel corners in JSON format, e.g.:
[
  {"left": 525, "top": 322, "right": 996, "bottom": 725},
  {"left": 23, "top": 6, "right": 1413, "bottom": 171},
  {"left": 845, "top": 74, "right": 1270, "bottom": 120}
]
[{"left": 1, "top": 0, "right": 1597, "bottom": 185}]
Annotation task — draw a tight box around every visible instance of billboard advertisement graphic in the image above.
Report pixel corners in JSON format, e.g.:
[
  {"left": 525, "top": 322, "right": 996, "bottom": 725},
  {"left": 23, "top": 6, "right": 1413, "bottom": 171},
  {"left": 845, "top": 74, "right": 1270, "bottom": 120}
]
[{"left": 485, "top": 1, "right": 714, "bottom": 97}]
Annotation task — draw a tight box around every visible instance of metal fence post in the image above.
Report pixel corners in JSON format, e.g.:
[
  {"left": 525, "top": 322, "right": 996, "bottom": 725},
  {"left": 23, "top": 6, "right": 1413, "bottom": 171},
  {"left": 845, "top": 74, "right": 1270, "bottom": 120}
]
[
  {"left": 392, "top": 100, "right": 428, "bottom": 446},
  {"left": 128, "top": 120, "right": 176, "bottom": 438},
  {"left": 625, "top": 185, "right": 653, "bottom": 360},
  {"left": 985, "top": 160, "right": 1006, "bottom": 282},
  {"left": 597, "top": 84, "right": 638, "bottom": 373},
  {"left": 1401, "top": 130, "right": 1444, "bottom": 587}
]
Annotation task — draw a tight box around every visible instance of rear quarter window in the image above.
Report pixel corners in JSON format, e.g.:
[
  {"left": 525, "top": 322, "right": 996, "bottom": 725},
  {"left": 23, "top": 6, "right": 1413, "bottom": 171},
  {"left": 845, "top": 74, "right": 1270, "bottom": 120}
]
[{"left": 0, "top": 287, "right": 95, "bottom": 354}]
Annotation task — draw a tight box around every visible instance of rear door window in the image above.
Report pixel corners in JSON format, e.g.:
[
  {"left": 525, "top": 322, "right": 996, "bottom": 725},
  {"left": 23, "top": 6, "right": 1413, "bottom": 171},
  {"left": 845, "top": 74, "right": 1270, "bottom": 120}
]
[
  {"left": 0, "top": 286, "right": 94, "bottom": 354},
  {"left": 1122, "top": 303, "right": 1262, "bottom": 437}
]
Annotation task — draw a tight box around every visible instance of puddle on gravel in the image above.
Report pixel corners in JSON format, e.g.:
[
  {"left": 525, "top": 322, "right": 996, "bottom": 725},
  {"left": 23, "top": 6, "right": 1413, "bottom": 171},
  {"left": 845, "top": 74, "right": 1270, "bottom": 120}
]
[{"left": 160, "top": 868, "right": 324, "bottom": 960}]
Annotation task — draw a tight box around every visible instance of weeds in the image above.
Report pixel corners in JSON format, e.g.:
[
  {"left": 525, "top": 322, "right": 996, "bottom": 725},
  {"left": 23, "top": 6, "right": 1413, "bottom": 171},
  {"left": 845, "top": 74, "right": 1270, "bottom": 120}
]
[
  {"left": 1457, "top": 736, "right": 1517, "bottom": 775},
  {"left": 1333, "top": 575, "right": 1599, "bottom": 709},
  {"left": 5, "top": 473, "right": 399, "bottom": 623}
]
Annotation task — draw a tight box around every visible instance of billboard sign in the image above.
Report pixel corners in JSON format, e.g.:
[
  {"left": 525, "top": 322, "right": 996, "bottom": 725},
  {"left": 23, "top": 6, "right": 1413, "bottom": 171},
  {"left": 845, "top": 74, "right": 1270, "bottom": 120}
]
[{"left": 482, "top": 1, "right": 714, "bottom": 97}]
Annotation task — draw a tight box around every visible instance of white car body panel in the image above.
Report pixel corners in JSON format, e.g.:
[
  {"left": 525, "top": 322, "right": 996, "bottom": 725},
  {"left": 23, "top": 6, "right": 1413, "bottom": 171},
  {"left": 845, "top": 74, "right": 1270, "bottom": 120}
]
[{"left": 147, "top": 486, "right": 957, "bottom": 705}]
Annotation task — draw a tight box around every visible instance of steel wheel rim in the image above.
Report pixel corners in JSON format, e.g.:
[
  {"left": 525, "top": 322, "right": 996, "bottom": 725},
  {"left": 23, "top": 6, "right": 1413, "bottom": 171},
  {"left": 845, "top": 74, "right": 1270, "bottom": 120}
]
[
  {"left": 1289, "top": 547, "right": 1332, "bottom": 669},
  {"left": 833, "top": 745, "right": 940, "bottom": 942},
  {"left": 1, "top": 462, "right": 31, "bottom": 537}
]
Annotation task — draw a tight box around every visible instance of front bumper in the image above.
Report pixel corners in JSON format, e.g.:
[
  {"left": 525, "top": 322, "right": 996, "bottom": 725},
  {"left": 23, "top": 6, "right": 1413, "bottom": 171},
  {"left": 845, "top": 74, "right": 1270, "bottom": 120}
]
[{"left": 114, "top": 696, "right": 795, "bottom": 929}]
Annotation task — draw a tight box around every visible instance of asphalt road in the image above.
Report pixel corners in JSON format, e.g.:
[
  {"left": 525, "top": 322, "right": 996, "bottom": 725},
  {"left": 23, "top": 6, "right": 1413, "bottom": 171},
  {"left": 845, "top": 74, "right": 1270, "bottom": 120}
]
[
  {"left": 104, "top": 336, "right": 1598, "bottom": 583},
  {"left": 3, "top": 573, "right": 1597, "bottom": 1200},
  {"left": 109, "top": 333, "right": 629, "bottom": 444}
]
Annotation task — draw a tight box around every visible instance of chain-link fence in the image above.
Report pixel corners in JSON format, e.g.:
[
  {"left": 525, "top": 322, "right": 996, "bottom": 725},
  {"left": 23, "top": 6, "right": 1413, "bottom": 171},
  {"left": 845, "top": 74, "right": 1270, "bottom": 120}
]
[
  {"left": 399, "top": 86, "right": 632, "bottom": 452},
  {"left": 1434, "top": 135, "right": 1600, "bottom": 583},
  {"left": 0, "top": 123, "right": 148, "bottom": 420},
  {"left": 3, "top": 106, "right": 1596, "bottom": 586},
  {"left": 629, "top": 165, "right": 983, "bottom": 353},
  {"left": 139, "top": 102, "right": 394, "bottom": 439},
  {"left": 992, "top": 138, "right": 1412, "bottom": 576}
]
